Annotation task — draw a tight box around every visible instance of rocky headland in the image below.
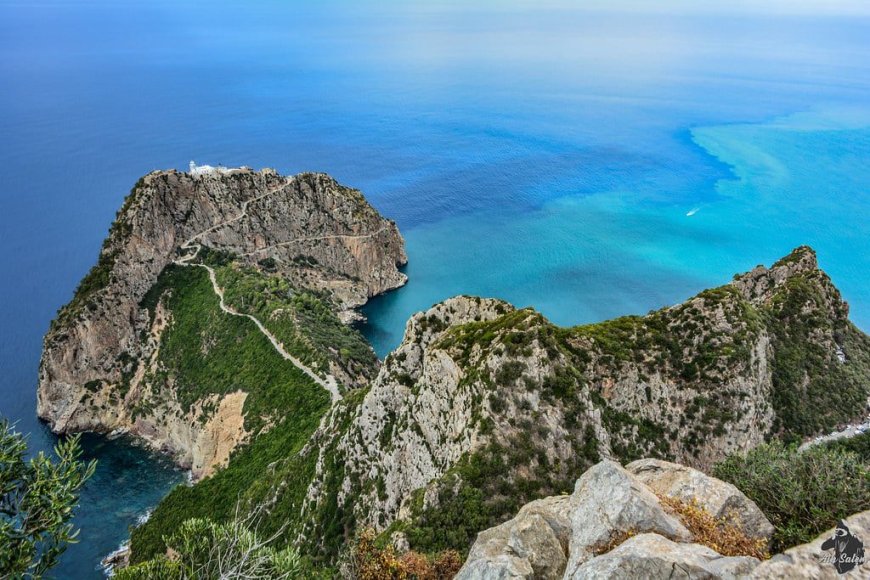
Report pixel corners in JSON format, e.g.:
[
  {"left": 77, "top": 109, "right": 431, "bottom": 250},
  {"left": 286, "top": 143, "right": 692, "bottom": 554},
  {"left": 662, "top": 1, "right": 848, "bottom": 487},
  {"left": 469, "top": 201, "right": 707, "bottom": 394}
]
[
  {"left": 38, "top": 167, "right": 406, "bottom": 479},
  {"left": 37, "top": 167, "right": 870, "bottom": 576}
]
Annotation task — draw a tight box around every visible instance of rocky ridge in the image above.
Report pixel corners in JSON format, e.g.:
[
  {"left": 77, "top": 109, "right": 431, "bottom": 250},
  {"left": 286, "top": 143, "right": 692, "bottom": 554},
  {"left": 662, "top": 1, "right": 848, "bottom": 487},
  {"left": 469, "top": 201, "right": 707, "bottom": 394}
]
[
  {"left": 37, "top": 167, "right": 406, "bottom": 478},
  {"left": 291, "top": 246, "right": 870, "bottom": 558}
]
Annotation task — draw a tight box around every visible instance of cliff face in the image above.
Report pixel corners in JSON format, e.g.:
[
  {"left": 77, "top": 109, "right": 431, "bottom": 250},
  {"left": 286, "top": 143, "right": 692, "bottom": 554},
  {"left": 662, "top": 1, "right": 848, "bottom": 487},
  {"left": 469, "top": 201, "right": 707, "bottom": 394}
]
[
  {"left": 37, "top": 168, "right": 406, "bottom": 477},
  {"left": 292, "top": 247, "right": 870, "bottom": 557}
]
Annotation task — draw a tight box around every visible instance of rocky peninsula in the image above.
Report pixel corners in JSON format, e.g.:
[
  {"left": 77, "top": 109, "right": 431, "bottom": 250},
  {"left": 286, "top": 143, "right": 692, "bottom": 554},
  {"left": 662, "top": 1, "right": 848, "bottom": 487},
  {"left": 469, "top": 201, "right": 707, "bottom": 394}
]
[
  {"left": 38, "top": 167, "right": 406, "bottom": 479},
  {"left": 37, "top": 168, "right": 870, "bottom": 576}
]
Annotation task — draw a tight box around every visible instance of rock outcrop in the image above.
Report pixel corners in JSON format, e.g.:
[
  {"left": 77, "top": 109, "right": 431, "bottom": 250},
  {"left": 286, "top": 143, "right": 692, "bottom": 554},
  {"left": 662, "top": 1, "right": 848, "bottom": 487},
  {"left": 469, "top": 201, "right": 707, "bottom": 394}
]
[
  {"left": 572, "top": 533, "right": 759, "bottom": 580},
  {"left": 456, "top": 459, "right": 769, "bottom": 580},
  {"left": 291, "top": 247, "right": 869, "bottom": 558},
  {"left": 563, "top": 461, "right": 692, "bottom": 575},
  {"left": 37, "top": 167, "right": 406, "bottom": 477},
  {"left": 627, "top": 458, "right": 774, "bottom": 541}
]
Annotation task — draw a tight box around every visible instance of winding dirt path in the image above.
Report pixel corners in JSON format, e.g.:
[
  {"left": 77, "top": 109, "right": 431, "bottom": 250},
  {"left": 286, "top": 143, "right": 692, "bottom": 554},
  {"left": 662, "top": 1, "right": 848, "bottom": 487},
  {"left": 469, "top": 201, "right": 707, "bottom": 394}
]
[
  {"left": 189, "top": 260, "right": 341, "bottom": 402},
  {"left": 173, "top": 178, "right": 342, "bottom": 403},
  {"left": 240, "top": 225, "right": 391, "bottom": 257}
]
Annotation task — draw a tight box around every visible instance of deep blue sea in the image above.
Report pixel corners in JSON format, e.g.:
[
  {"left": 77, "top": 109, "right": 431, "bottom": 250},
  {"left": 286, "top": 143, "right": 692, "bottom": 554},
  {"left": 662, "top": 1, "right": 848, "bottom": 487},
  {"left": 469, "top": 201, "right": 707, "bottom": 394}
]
[{"left": 1, "top": 1, "right": 869, "bottom": 576}]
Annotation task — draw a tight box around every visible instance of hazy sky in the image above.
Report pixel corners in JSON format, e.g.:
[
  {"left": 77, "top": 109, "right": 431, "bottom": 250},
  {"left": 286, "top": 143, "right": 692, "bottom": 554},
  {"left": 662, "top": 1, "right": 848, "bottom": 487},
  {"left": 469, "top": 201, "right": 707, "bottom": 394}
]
[
  {"left": 613, "top": 0, "right": 870, "bottom": 15},
  {"left": 415, "top": 0, "right": 870, "bottom": 17}
]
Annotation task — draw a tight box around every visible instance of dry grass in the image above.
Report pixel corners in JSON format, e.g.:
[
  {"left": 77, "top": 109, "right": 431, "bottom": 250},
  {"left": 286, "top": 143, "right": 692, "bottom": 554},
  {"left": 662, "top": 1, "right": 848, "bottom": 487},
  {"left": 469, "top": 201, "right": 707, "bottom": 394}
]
[
  {"left": 658, "top": 495, "right": 770, "bottom": 560},
  {"left": 591, "top": 528, "right": 637, "bottom": 555},
  {"left": 351, "top": 529, "right": 462, "bottom": 580}
]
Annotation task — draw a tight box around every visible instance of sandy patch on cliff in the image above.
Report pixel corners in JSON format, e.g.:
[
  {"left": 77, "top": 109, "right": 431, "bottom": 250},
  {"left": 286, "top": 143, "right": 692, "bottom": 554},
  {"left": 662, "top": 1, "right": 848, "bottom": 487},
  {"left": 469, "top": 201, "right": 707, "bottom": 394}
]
[{"left": 192, "top": 390, "right": 249, "bottom": 480}]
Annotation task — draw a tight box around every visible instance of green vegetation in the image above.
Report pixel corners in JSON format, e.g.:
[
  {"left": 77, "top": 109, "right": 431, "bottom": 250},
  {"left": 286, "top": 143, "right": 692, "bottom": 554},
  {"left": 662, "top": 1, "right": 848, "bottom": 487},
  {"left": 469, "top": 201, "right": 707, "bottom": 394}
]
[
  {"left": 129, "top": 245, "right": 870, "bottom": 569},
  {"left": 399, "top": 422, "right": 601, "bottom": 556},
  {"left": 598, "top": 400, "right": 669, "bottom": 461},
  {"left": 570, "top": 284, "right": 763, "bottom": 382},
  {"left": 826, "top": 431, "right": 870, "bottom": 461},
  {"left": 766, "top": 275, "right": 870, "bottom": 442},
  {"left": 131, "top": 246, "right": 384, "bottom": 565},
  {"left": 0, "top": 420, "right": 96, "bottom": 578},
  {"left": 213, "top": 260, "right": 378, "bottom": 385},
  {"left": 120, "top": 512, "right": 307, "bottom": 579},
  {"left": 130, "top": 406, "right": 327, "bottom": 562},
  {"left": 138, "top": 265, "right": 327, "bottom": 426},
  {"left": 714, "top": 441, "right": 870, "bottom": 551},
  {"left": 130, "top": 263, "right": 332, "bottom": 560},
  {"left": 246, "top": 390, "right": 368, "bottom": 566}
]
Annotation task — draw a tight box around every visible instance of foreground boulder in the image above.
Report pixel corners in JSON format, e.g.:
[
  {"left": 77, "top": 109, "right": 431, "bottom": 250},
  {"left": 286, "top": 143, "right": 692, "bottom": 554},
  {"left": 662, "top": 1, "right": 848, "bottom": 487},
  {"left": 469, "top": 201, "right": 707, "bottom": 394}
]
[
  {"left": 570, "top": 533, "right": 759, "bottom": 579},
  {"left": 457, "top": 497, "right": 571, "bottom": 580},
  {"left": 563, "top": 461, "right": 691, "bottom": 575},
  {"left": 627, "top": 458, "right": 774, "bottom": 541},
  {"left": 457, "top": 459, "right": 767, "bottom": 579}
]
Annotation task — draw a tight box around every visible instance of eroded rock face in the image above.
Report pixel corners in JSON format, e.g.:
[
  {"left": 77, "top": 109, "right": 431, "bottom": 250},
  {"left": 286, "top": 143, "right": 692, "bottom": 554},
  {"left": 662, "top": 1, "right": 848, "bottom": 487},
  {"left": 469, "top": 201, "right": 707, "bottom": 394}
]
[
  {"left": 292, "top": 247, "right": 869, "bottom": 560},
  {"left": 303, "top": 296, "right": 519, "bottom": 530},
  {"left": 37, "top": 168, "right": 406, "bottom": 476},
  {"left": 626, "top": 458, "right": 774, "bottom": 541}
]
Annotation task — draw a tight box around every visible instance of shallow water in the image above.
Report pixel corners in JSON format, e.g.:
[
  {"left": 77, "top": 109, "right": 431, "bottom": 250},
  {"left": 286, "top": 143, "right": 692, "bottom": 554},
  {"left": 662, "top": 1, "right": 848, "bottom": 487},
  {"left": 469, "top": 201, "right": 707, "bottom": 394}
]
[{"left": 1, "top": 1, "right": 869, "bottom": 575}]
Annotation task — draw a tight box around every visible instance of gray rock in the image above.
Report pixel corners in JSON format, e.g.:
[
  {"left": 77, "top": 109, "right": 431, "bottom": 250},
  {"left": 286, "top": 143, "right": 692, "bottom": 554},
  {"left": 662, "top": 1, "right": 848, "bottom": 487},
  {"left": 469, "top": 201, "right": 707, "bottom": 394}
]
[
  {"left": 627, "top": 458, "right": 774, "bottom": 541},
  {"left": 707, "top": 555, "right": 763, "bottom": 578},
  {"left": 456, "top": 554, "right": 534, "bottom": 580},
  {"left": 516, "top": 495, "right": 573, "bottom": 551},
  {"left": 457, "top": 510, "right": 568, "bottom": 580},
  {"left": 390, "top": 531, "right": 409, "bottom": 553},
  {"left": 509, "top": 514, "right": 568, "bottom": 579},
  {"left": 751, "top": 510, "right": 870, "bottom": 579},
  {"left": 563, "top": 460, "right": 692, "bottom": 576},
  {"left": 569, "top": 533, "right": 760, "bottom": 580}
]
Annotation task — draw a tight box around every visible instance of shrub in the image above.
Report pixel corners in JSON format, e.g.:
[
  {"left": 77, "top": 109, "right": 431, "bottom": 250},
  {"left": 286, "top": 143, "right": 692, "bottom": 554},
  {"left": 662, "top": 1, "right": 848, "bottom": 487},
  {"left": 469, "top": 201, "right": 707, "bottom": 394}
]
[
  {"left": 592, "top": 529, "right": 636, "bottom": 555},
  {"left": 348, "top": 529, "right": 461, "bottom": 580},
  {"left": 0, "top": 420, "right": 96, "bottom": 578},
  {"left": 713, "top": 442, "right": 870, "bottom": 551},
  {"left": 119, "top": 506, "right": 305, "bottom": 579},
  {"left": 825, "top": 431, "right": 870, "bottom": 462},
  {"left": 658, "top": 496, "right": 769, "bottom": 560}
]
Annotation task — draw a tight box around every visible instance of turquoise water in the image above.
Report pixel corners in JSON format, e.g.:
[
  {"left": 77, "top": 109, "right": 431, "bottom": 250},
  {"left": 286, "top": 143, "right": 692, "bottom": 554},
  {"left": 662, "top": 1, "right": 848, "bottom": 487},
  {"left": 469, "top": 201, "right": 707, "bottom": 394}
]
[
  {"left": 1, "top": 1, "right": 869, "bottom": 576},
  {"left": 363, "top": 107, "right": 870, "bottom": 354}
]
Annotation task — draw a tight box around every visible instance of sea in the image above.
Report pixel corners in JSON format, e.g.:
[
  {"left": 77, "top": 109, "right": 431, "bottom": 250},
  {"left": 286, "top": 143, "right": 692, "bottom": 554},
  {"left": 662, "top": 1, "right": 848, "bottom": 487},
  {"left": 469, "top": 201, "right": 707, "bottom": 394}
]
[{"left": 1, "top": 1, "right": 868, "bottom": 576}]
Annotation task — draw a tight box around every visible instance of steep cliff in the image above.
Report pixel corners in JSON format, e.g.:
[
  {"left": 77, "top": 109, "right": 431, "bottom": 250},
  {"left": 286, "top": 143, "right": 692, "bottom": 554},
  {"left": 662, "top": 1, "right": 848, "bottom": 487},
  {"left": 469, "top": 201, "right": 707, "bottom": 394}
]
[
  {"left": 38, "top": 167, "right": 407, "bottom": 478},
  {"left": 287, "top": 246, "right": 870, "bottom": 559}
]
